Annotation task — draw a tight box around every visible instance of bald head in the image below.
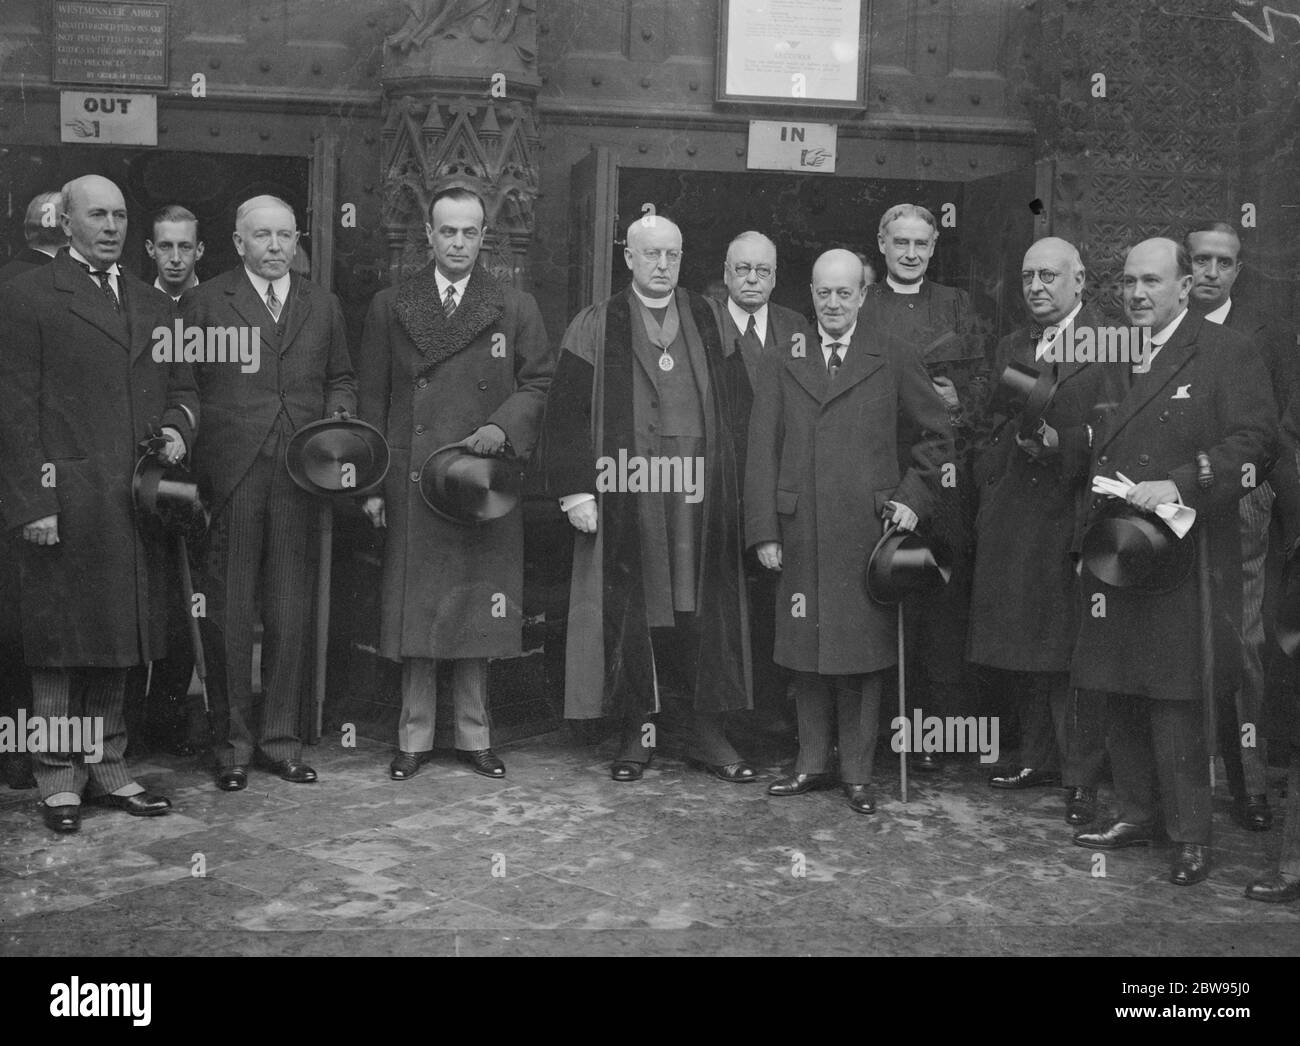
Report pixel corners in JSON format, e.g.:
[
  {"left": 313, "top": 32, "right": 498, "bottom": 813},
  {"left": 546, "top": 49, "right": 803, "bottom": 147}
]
[
  {"left": 624, "top": 215, "right": 682, "bottom": 297},
  {"left": 1123, "top": 237, "right": 1193, "bottom": 332},
  {"left": 811, "top": 248, "right": 866, "bottom": 337},
  {"left": 24, "top": 191, "right": 68, "bottom": 250},
  {"left": 60, "top": 175, "right": 127, "bottom": 267},
  {"left": 724, "top": 231, "right": 778, "bottom": 313},
  {"left": 1021, "top": 237, "right": 1085, "bottom": 324}
]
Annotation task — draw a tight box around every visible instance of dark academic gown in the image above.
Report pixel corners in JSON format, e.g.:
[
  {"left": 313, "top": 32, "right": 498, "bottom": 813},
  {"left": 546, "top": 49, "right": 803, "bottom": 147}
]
[{"left": 543, "top": 286, "right": 752, "bottom": 719}]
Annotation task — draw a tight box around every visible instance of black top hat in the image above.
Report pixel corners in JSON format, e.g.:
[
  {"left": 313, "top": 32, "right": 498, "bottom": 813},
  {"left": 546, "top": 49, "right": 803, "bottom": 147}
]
[
  {"left": 133, "top": 454, "right": 209, "bottom": 537},
  {"left": 991, "top": 361, "right": 1059, "bottom": 439},
  {"left": 285, "top": 415, "right": 390, "bottom": 498},
  {"left": 418, "top": 443, "right": 523, "bottom": 525},
  {"left": 866, "top": 523, "right": 953, "bottom": 605},
  {"left": 1080, "top": 500, "right": 1194, "bottom": 594}
]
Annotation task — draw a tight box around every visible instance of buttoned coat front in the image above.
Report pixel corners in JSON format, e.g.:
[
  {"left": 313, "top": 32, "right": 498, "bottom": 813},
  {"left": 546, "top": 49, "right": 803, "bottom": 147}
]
[{"left": 359, "top": 263, "right": 553, "bottom": 660}]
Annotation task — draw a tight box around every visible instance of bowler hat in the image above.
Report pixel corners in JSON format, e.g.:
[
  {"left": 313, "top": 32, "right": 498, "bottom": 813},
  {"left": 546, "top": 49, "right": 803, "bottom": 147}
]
[
  {"left": 866, "top": 523, "right": 953, "bottom": 605},
  {"left": 133, "top": 454, "right": 209, "bottom": 536},
  {"left": 1080, "top": 500, "right": 1193, "bottom": 594},
  {"left": 285, "top": 415, "right": 390, "bottom": 498},
  {"left": 418, "top": 443, "right": 522, "bottom": 525},
  {"left": 991, "top": 361, "right": 1059, "bottom": 439}
]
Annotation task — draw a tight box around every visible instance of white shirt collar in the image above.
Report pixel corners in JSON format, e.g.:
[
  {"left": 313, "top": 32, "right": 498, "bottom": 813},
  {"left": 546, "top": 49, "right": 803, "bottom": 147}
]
[
  {"left": 1146, "top": 307, "right": 1189, "bottom": 365},
  {"left": 727, "top": 298, "right": 768, "bottom": 343},
  {"left": 1203, "top": 298, "right": 1232, "bottom": 325},
  {"left": 434, "top": 268, "right": 472, "bottom": 301},
  {"left": 244, "top": 267, "right": 291, "bottom": 304},
  {"left": 819, "top": 323, "right": 856, "bottom": 360},
  {"left": 34, "top": 245, "right": 61, "bottom": 259},
  {"left": 68, "top": 246, "right": 119, "bottom": 277},
  {"left": 1034, "top": 300, "right": 1085, "bottom": 361},
  {"left": 886, "top": 276, "right": 923, "bottom": 295},
  {"left": 154, "top": 275, "right": 198, "bottom": 301},
  {"left": 632, "top": 285, "right": 674, "bottom": 309}
]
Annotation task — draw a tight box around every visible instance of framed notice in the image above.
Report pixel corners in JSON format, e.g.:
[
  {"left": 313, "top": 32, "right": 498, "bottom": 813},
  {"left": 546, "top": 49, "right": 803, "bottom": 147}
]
[
  {"left": 51, "top": 0, "right": 169, "bottom": 89},
  {"left": 716, "top": 0, "right": 866, "bottom": 109}
]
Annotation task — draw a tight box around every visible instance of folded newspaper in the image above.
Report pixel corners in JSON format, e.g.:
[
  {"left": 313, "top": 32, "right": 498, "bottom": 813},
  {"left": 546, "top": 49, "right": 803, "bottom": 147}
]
[{"left": 1091, "top": 474, "right": 1196, "bottom": 539}]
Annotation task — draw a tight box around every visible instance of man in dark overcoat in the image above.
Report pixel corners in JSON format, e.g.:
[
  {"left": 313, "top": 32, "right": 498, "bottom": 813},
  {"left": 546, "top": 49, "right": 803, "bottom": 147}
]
[
  {"left": 1073, "top": 238, "right": 1276, "bottom": 886},
  {"left": 360, "top": 186, "right": 553, "bottom": 780},
  {"left": 0, "top": 189, "right": 65, "bottom": 792},
  {"left": 707, "top": 231, "right": 810, "bottom": 740},
  {"left": 0, "top": 175, "right": 197, "bottom": 833},
  {"left": 968, "top": 236, "right": 1109, "bottom": 825},
  {"left": 183, "top": 194, "right": 356, "bottom": 790},
  {"left": 865, "top": 203, "right": 990, "bottom": 770},
  {"left": 746, "top": 248, "right": 954, "bottom": 814},
  {"left": 544, "top": 215, "right": 755, "bottom": 783},
  {"left": 1185, "top": 219, "right": 1295, "bottom": 832}
]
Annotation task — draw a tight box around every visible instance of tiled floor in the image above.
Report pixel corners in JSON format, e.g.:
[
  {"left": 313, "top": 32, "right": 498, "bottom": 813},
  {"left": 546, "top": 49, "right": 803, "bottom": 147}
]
[{"left": 2, "top": 731, "right": 1297, "bottom": 956}]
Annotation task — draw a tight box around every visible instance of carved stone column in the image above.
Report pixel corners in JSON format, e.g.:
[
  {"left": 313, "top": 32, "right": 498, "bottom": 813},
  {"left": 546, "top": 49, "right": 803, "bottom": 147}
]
[
  {"left": 1014, "top": 0, "right": 1255, "bottom": 312},
  {"left": 379, "top": 0, "right": 541, "bottom": 286}
]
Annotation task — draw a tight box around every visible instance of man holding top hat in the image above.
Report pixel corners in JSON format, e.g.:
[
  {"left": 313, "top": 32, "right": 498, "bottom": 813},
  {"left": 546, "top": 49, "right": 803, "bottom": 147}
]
[
  {"left": 968, "top": 237, "right": 1109, "bottom": 826},
  {"left": 0, "top": 174, "right": 198, "bottom": 832},
  {"left": 183, "top": 194, "right": 356, "bottom": 791},
  {"left": 1072, "top": 237, "right": 1276, "bottom": 885},
  {"left": 745, "top": 248, "right": 953, "bottom": 814},
  {"left": 359, "top": 186, "right": 553, "bottom": 781}
]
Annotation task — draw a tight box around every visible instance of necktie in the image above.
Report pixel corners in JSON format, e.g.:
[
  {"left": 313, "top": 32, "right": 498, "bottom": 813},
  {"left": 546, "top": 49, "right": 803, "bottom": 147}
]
[
  {"left": 265, "top": 282, "right": 282, "bottom": 322},
  {"left": 443, "top": 284, "right": 457, "bottom": 318},
  {"left": 827, "top": 342, "right": 843, "bottom": 376},
  {"left": 84, "top": 266, "right": 120, "bottom": 313}
]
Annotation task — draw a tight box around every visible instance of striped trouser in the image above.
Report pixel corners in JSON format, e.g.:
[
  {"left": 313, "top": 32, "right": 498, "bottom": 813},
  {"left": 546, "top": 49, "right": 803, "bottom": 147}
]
[
  {"left": 1220, "top": 481, "right": 1273, "bottom": 797},
  {"left": 29, "top": 667, "right": 133, "bottom": 800}
]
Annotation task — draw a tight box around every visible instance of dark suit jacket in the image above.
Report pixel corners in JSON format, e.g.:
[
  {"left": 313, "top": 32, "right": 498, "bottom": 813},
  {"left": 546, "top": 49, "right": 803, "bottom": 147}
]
[
  {"left": 1072, "top": 313, "right": 1276, "bottom": 701},
  {"left": 1222, "top": 299, "right": 1297, "bottom": 414},
  {"left": 181, "top": 266, "right": 356, "bottom": 515},
  {"left": 709, "top": 298, "right": 811, "bottom": 484},
  {"left": 0, "top": 246, "right": 57, "bottom": 284},
  {"left": 745, "top": 322, "right": 954, "bottom": 675},
  {"left": 0, "top": 252, "right": 198, "bottom": 666}
]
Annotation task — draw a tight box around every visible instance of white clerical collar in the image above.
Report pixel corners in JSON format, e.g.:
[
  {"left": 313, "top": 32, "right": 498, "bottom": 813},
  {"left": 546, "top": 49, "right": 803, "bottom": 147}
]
[
  {"left": 886, "top": 276, "right": 923, "bottom": 295},
  {"left": 434, "top": 268, "right": 472, "bottom": 300},
  {"left": 245, "top": 268, "right": 290, "bottom": 303},
  {"left": 68, "top": 246, "right": 119, "bottom": 277},
  {"left": 155, "top": 276, "right": 198, "bottom": 301},
  {"left": 727, "top": 298, "right": 768, "bottom": 342},
  {"left": 632, "top": 286, "right": 674, "bottom": 309},
  {"left": 1146, "top": 307, "right": 1189, "bottom": 365},
  {"left": 1204, "top": 299, "right": 1232, "bottom": 325},
  {"left": 1035, "top": 300, "right": 1085, "bottom": 361},
  {"left": 819, "top": 323, "right": 856, "bottom": 348}
]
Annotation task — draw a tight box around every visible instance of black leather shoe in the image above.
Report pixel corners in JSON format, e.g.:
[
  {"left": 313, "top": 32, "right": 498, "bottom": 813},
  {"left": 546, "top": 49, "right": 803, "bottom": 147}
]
[
  {"left": 92, "top": 791, "right": 172, "bottom": 817},
  {"left": 844, "top": 783, "right": 876, "bottom": 814},
  {"left": 990, "top": 766, "right": 1061, "bottom": 790},
  {"left": 458, "top": 748, "right": 506, "bottom": 778},
  {"left": 41, "top": 802, "right": 80, "bottom": 833},
  {"left": 767, "top": 772, "right": 837, "bottom": 796},
  {"left": 1170, "top": 843, "right": 1210, "bottom": 885},
  {"left": 1236, "top": 794, "right": 1272, "bottom": 832},
  {"left": 264, "top": 760, "right": 317, "bottom": 783},
  {"left": 217, "top": 767, "right": 248, "bottom": 792},
  {"left": 1245, "top": 872, "right": 1300, "bottom": 903},
  {"left": 910, "top": 753, "right": 942, "bottom": 772},
  {"left": 389, "top": 751, "right": 426, "bottom": 780},
  {"left": 1065, "top": 786, "right": 1097, "bottom": 826},
  {"left": 611, "top": 760, "right": 646, "bottom": 782},
  {"left": 693, "top": 759, "right": 757, "bottom": 783},
  {"left": 1073, "top": 820, "right": 1156, "bottom": 849}
]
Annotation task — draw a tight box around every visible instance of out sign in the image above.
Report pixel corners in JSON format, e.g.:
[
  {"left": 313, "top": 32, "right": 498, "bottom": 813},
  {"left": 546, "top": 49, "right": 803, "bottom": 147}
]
[{"left": 60, "top": 91, "right": 157, "bottom": 145}]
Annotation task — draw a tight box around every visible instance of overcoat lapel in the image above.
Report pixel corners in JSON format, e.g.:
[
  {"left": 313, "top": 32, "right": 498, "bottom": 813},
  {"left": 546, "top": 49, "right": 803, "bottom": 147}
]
[
  {"left": 823, "top": 327, "right": 884, "bottom": 405},
  {"left": 54, "top": 253, "right": 129, "bottom": 350},
  {"left": 278, "top": 275, "right": 313, "bottom": 354},
  {"left": 228, "top": 271, "right": 280, "bottom": 354},
  {"left": 1097, "top": 315, "right": 1200, "bottom": 453}
]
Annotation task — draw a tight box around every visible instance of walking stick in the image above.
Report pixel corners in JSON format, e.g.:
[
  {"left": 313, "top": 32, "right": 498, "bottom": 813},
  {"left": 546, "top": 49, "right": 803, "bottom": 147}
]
[
  {"left": 1196, "top": 453, "right": 1216, "bottom": 790},
  {"left": 175, "top": 532, "right": 211, "bottom": 718},
  {"left": 898, "top": 601, "right": 909, "bottom": 803},
  {"left": 312, "top": 501, "right": 333, "bottom": 745}
]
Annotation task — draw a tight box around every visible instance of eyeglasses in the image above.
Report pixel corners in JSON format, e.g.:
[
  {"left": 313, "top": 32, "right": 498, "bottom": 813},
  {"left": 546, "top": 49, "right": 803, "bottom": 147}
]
[
  {"left": 730, "top": 263, "right": 774, "bottom": 279},
  {"left": 636, "top": 248, "right": 682, "bottom": 264},
  {"left": 1021, "top": 269, "right": 1061, "bottom": 285}
]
